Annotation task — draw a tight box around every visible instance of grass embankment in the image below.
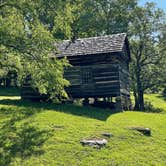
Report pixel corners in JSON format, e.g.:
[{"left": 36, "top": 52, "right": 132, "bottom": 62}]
[{"left": 0, "top": 90, "right": 166, "bottom": 166}]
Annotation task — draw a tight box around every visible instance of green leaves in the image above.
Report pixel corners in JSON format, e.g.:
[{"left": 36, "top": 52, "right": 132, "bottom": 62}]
[
  {"left": 53, "top": 2, "right": 75, "bottom": 39},
  {"left": 0, "top": 0, "right": 70, "bottom": 101}
]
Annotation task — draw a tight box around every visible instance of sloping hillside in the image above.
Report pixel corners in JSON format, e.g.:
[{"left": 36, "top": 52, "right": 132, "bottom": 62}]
[{"left": 0, "top": 92, "right": 166, "bottom": 166}]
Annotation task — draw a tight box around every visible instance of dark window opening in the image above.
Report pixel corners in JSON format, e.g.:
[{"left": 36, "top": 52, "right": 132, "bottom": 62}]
[{"left": 82, "top": 69, "right": 92, "bottom": 84}]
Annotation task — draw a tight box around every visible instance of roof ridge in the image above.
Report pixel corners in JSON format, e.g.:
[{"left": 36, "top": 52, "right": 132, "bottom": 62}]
[
  {"left": 77, "top": 33, "right": 127, "bottom": 40},
  {"left": 59, "top": 33, "right": 127, "bottom": 42}
]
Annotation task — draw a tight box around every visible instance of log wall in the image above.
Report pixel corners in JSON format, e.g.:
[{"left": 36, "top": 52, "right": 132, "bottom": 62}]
[
  {"left": 21, "top": 53, "right": 130, "bottom": 102},
  {"left": 64, "top": 63, "right": 120, "bottom": 98}
]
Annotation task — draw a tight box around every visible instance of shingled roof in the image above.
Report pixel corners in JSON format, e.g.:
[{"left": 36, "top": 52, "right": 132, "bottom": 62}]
[{"left": 55, "top": 33, "right": 129, "bottom": 58}]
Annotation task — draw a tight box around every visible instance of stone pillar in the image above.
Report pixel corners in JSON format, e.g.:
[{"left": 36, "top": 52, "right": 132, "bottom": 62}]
[
  {"left": 127, "top": 96, "right": 132, "bottom": 110},
  {"left": 115, "top": 96, "right": 122, "bottom": 111},
  {"left": 123, "top": 95, "right": 132, "bottom": 110},
  {"left": 103, "top": 97, "right": 107, "bottom": 102}
]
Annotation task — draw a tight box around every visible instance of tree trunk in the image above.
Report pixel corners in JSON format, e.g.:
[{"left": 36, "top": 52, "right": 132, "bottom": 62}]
[
  {"left": 136, "top": 62, "right": 145, "bottom": 111},
  {"left": 139, "top": 90, "right": 144, "bottom": 111},
  {"left": 134, "top": 90, "right": 139, "bottom": 110},
  {"left": 136, "top": 80, "right": 145, "bottom": 111}
]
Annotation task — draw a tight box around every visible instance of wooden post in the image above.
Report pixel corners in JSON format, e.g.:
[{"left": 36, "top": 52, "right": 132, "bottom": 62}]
[
  {"left": 94, "top": 97, "right": 98, "bottom": 102},
  {"left": 83, "top": 98, "right": 89, "bottom": 106}
]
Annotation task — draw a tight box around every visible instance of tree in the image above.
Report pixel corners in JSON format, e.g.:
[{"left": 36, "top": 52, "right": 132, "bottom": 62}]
[
  {"left": 129, "top": 2, "right": 165, "bottom": 110},
  {"left": 52, "top": 0, "right": 137, "bottom": 39},
  {"left": 0, "top": 0, "right": 70, "bottom": 101},
  {"left": 158, "top": 24, "right": 166, "bottom": 94},
  {"left": 90, "top": 0, "right": 137, "bottom": 35}
]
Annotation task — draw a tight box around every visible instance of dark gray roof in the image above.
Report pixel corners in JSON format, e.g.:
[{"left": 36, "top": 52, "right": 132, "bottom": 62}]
[{"left": 55, "top": 33, "right": 127, "bottom": 57}]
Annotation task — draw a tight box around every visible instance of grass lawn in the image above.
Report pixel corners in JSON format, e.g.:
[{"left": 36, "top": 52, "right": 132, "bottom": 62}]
[{"left": 0, "top": 91, "right": 166, "bottom": 166}]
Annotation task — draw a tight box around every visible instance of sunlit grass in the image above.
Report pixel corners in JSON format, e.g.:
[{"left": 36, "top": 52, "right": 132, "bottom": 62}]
[
  {"left": 144, "top": 93, "right": 166, "bottom": 111},
  {"left": 0, "top": 96, "right": 21, "bottom": 100},
  {"left": 0, "top": 89, "right": 166, "bottom": 165}
]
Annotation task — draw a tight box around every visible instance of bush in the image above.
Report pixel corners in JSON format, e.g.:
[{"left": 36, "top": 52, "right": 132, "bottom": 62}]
[{"left": 144, "top": 101, "right": 164, "bottom": 113}]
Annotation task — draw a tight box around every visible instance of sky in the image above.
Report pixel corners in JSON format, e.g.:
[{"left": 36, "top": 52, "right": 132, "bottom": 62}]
[{"left": 139, "top": 0, "right": 166, "bottom": 12}]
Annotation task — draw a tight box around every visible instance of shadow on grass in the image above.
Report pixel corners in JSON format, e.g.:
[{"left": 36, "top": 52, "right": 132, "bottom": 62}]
[
  {"left": 0, "top": 87, "right": 20, "bottom": 96},
  {"left": 0, "top": 107, "right": 50, "bottom": 166},
  {"left": 0, "top": 99, "right": 117, "bottom": 121},
  {"left": 0, "top": 98, "right": 117, "bottom": 164}
]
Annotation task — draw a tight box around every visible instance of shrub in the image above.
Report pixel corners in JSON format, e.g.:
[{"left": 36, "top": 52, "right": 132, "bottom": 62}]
[{"left": 144, "top": 101, "right": 164, "bottom": 113}]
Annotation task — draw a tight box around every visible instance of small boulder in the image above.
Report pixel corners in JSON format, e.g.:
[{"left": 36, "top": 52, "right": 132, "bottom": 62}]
[
  {"left": 102, "top": 133, "right": 113, "bottom": 138},
  {"left": 80, "top": 138, "right": 107, "bottom": 148},
  {"left": 130, "top": 127, "right": 151, "bottom": 136}
]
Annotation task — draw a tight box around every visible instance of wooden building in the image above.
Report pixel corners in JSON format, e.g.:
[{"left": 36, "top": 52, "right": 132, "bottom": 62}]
[{"left": 21, "top": 33, "right": 131, "bottom": 110}]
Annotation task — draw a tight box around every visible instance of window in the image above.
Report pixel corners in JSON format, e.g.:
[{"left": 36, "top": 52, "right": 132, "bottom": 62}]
[{"left": 81, "top": 68, "right": 92, "bottom": 84}]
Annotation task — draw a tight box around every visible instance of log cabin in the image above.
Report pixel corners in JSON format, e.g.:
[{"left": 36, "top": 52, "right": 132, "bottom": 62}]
[{"left": 21, "top": 33, "right": 131, "bottom": 110}]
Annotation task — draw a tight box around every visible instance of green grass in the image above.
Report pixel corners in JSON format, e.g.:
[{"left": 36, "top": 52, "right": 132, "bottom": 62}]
[
  {"left": 145, "top": 93, "right": 166, "bottom": 110},
  {"left": 0, "top": 91, "right": 166, "bottom": 166}
]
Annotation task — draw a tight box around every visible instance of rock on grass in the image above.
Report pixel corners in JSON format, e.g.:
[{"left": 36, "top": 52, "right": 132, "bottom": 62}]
[
  {"left": 130, "top": 127, "right": 151, "bottom": 136},
  {"left": 80, "top": 138, "right": 107, "bottom": 148},
  {"left": 101, "top": 133, "right": 113, "bottom": 138}
]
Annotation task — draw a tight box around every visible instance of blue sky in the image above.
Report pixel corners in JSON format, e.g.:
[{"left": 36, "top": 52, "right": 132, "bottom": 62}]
[{"left": 139, "top": 0, "right": 166, "bottom": 12}]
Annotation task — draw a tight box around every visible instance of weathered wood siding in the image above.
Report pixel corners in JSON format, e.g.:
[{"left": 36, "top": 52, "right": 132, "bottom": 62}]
[
  {"left": 64, "top": 53, "right": 122, "bottom": 98},
  {"left": 63, "top": 52, "right": 130, "bottom": 99},
  {"left": 21, "top": 52, "right": 130, "bottom": 100},
  {"left": 66, "top": 53, "right": 121, "bottom": 66}
]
